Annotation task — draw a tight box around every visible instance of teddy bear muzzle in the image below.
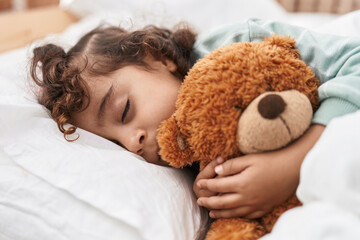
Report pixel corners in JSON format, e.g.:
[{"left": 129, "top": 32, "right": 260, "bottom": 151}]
[{"left": 237, "top": 90, "right": 313, "bottom": 154}]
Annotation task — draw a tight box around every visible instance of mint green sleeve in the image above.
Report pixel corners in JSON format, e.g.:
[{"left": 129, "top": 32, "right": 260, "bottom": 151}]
[{"left": 191, "top": 19, "right": 360, "bottom": 126}]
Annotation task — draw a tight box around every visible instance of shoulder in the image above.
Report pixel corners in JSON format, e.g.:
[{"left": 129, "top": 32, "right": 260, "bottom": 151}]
[{"left": 190, "top": 19, "right": 294, "bottom": 63}]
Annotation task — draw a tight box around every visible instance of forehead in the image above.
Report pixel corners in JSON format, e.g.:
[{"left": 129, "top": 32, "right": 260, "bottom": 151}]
[{"left": 75, "top": 75, "right": 114, "bottom": 116}]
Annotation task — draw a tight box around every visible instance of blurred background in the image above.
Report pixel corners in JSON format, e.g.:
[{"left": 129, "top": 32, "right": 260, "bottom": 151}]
[
  {"left": 0, "top": 0, "right": 360, "bottom": 53},
  {"left": 1, "top": 0, "right": 360, "bottom": 13},
  {"left": 0, "top": 0, "right": 59, "bottom": 10}
]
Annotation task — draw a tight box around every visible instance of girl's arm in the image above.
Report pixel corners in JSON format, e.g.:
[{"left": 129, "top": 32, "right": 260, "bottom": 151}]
[
  {"left": 192, "top": 19, "right": 360, "bottom": 218},
  {"left": 192, "top": 19, "right": 360, "bottom": 125},
  {"left": 195, "top": 124, "right": 325, "bottom": 218}
]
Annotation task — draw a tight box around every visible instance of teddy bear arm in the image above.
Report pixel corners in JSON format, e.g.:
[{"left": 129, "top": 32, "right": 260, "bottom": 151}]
[
  {"left": 206, "top": 218, "right": 267, "bottom": 240},
  {"left": 261, "top": 194, "right": 301, "bottom": 233},
  {"left": 157, "top": 115, "right": 194, "bottom": 168}
]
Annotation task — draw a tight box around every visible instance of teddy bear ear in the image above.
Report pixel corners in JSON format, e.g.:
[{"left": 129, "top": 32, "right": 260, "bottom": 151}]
[
  {"left": 157, "top": 115, "right": 194, "bottom": 168},
  {"left": 265, "top": 34, "right": 300, "bottom": 58}
]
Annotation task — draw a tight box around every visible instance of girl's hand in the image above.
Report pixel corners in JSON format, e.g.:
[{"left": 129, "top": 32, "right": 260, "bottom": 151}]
[
  {"left": 196, "top": 124, "right": 325, "bottom": 219},
  {"left": 193, "top": 157, "right": 224, "bottom": 198},
  {"left": 197, "top": 150, "right": 298, "bottom": 219}
]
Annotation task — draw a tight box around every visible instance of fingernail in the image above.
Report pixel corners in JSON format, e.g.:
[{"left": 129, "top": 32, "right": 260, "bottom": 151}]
[
  {"left": 197, "top": 199, "right": 202, "bottom": 206},
  {"left": 197, "top": 181, "right": 202, "bottom": 188},
  {"left": 215, "top": 165, "right": 223, "bottom": 174},
  {"left": 216, "top": 156, "right": 224, "bottom": 164},
  {"left": 209, "top": 212, "right": 215, "bottom": 218}
]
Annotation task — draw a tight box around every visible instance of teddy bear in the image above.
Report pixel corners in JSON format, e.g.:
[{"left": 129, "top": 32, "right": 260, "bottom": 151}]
[{"left": 156, "top": 35, "right": 320, "bottom": 240}]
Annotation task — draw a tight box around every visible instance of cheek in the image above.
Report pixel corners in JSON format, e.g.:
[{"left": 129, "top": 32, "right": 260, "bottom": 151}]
[
  {"left": 157, "top": 94, "right": 177, "bottom": 120},
  {"left": 157, "top": 81, "right": 180, "bottom": 115},
  {"left": 148, "top": 90, "right": 178, "bottom": 125},
  {"left": 143, "top": 75, "right": 180, "bottom": 126}
]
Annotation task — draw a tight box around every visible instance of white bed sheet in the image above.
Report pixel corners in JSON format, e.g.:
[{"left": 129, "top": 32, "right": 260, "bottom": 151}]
[
  {"left": 1, "top": 1, "right": 360, "bottom": 239},
  {"left": 0, "top": 13, "right": 205, "bottom": 240},
  {"left": 261, "top": 110, "right": 360, "bottom": 240}
]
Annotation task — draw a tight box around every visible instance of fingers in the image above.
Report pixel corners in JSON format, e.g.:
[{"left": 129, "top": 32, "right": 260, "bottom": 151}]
[
  {"left": 196, "top": 174, "right": 240, "bottom": 193},
  {"left": 209, "top": 208, "right": 266, "bottom": 219},
  {"left": 197, "top": 157, "right": 224, "bottom": 179},
  {"left": 197, "top": 193, "right": 242, "bottom": 210},
  {"left": 197, "top": 193, "right": 268, "bottom": 219},
  {"left": 245, "top": 211, "right": 267, "bottom": 219},
  {"left": 193, "top": 157, "right": 224, "bottom": 198},
  {"left": 214, "top": 156, "right": 250, "bottom": 177},
  {"left": 208, "top": 206, "right": 251, "bottom": 218}
]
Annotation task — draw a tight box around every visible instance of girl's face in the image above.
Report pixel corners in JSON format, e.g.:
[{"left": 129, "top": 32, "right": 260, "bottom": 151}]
[{"left": 71, "top": 58, "right": 181, "bottom": 166}]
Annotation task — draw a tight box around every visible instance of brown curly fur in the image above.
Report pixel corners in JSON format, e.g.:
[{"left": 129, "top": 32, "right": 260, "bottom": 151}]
[{"left": 157, "top": 35, "right": 320, "bottom": 239}]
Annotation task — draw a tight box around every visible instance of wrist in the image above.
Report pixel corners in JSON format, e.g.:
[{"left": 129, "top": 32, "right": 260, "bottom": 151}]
[
  {"left": 289, "top": 124, "right": 325, "bottom": 160},
  {"left": 280, "top": 124, "right": 325, "bottom": 191}
]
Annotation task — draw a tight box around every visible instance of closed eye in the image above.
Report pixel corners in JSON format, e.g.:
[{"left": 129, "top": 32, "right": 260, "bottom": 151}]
[{"left": 122, "top": 99, "right": 130, "bottom": 123}]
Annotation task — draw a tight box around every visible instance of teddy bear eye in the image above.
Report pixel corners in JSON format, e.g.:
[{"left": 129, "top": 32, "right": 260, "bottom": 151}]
[{"left": 235, "top": 105, "right": 242, "bottom": 111}]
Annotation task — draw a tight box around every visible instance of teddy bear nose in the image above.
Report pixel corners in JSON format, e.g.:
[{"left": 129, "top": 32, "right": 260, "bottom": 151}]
[{"left": 257, "top": 94, "right": 286, "bottom": 119}]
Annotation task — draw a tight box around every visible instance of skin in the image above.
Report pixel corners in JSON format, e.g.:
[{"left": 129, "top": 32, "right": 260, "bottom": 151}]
[
  {"left": 194, "top": 124, "right": 325, "bottom": 219},
  {"left": 71, "top": 57, "right": 325, "bottom": 219},
  {"left": 71, "top": 58, "right": 181, "bottom": 166}
]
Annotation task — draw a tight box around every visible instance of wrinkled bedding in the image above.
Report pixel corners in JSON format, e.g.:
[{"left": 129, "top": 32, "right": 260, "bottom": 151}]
[{"left": 1, "top": 0, "right": 360, "bottom": 239}]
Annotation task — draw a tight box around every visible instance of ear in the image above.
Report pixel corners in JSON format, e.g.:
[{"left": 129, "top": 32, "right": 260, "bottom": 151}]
[
  {"left": 157, "top": 115, "right": 194, "bottom": 168},
  {"left": 264, "top": 34, "right": 300, "bottom": 58},
  {"left": 162, "top": 58, "right": 178, "bottom": 73}
]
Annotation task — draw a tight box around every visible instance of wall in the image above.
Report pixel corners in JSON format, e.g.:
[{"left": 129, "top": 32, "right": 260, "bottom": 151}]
[
  {"left": 0, "top": 0, "right": 59, "bottom": 12},
  {"left": 277, "top": 0, "right": 360, "bottom": 14}
]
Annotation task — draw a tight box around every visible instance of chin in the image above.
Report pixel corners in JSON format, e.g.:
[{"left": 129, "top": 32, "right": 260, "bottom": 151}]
[
  {"left": 146, "top": 154, "right": 169, "bottom": 167},
  {"left": 155, "top": 157, "right": 170, "bottom": 167}
]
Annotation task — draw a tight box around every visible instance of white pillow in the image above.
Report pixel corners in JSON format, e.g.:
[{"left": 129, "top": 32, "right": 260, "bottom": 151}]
[
  {"left": 314, "top": 9, "right": 360, "bottom": 37},
  {"left": 60, "top": 0, "right": 288, "bottom": 32},
  {"left": 0, "top": 25, "right": 206, "bottom": 240},
  {"left": 59, "top": 0, "right": 342, "bottom": 35}
]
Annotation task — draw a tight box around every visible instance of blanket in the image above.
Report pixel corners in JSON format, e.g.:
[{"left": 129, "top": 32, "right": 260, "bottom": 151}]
[{"left": 261, "top": 110, "right": 360, "bottom": 239}]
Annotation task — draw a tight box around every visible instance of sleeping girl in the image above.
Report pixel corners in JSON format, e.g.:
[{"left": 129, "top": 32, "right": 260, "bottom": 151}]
[{"left": 30, "top": 19, "right": 360, "bottom": 220}]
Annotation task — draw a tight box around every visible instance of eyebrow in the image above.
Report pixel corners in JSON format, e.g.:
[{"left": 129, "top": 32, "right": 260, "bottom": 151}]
[{"left": 97, "top": 84, "right": 114, "bottom": 120}]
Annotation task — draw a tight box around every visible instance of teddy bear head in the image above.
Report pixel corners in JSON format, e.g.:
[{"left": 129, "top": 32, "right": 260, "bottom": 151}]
[{"left": 157, "top": 35, "right": 320, "bottom": 168}]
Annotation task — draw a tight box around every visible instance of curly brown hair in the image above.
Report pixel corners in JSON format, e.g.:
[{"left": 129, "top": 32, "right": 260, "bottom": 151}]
[{"left": 30, "top": 24, "right": 197, "bottom": 140}]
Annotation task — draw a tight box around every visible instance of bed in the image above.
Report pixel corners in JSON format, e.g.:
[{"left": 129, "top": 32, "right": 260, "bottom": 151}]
[{"left": 0, "top": 0, "right": 359, "bottom": 239}]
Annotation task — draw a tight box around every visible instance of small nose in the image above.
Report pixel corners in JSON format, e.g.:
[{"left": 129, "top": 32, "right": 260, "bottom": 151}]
[
  {"left": 127, "top": 129, "right": 146, "bottom": 155},
  {"left": 257, "top": 94, "right": 286, "bottom": 119}
]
